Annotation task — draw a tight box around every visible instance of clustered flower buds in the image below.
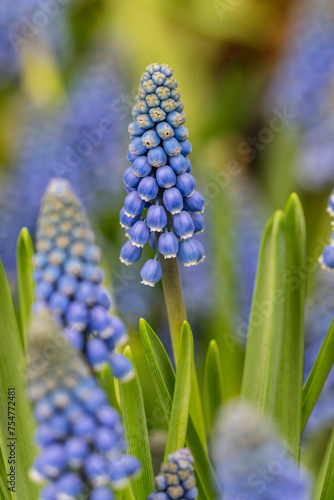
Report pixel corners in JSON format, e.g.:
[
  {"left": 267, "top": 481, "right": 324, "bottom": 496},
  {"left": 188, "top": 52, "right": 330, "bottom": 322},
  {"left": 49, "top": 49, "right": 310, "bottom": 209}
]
[
  {"left": 34, "top": 179, "right": 133, "bottom": 380},
  {"left": 119, "top": 63, "right": 205, "bottom": 287},
  {"left": 319, "top": 189, "right": 334, "bottom": 270},
  {"left": 212, "top": 402, "right": 311, "bottom": 500},
  {"left": 27, "top": 312, "right": 140, "bottom": 500},
  {"left": 147, "top": 448, "right": 197, "bottom": 499}
]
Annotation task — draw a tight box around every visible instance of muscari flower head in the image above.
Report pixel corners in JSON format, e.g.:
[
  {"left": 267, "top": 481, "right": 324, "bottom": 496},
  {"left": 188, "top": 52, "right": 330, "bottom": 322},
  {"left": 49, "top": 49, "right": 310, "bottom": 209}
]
[
  {"left": 27, "top": 310, "right": 140, "bottom": 500},
  {"left": 119, "top": 63, "right": 205, "bottom": 287},
  {"left": 34, "top": 178, "right": 133, "bottom": 381},
  {"left": 147, "top": 448, "right": 197, "bottom": 500},
  {"left": 212, "top": 402, "right": 312, "bottom": 500}
]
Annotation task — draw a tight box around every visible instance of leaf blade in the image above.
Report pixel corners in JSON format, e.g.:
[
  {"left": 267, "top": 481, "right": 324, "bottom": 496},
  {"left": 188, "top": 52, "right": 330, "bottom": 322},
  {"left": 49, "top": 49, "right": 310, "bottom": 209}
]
[
  {"left": 118, "top": 346, "right": 154, "bottom": 498},
  {"left": 275, "top": 194, "right": 306, "bottom": 460},
  {"left": 139, "top": 319, "right": 219, "bottom": 499},
  {"left": 0, "top": 259, "right": 39, "bottom": 499},
  {"left": 302, "top": 316, "right": 334, "bottom": 430},
  {"left": 16, "top": 228, "right": 35, "bottom": 353},
  {"left": 165, "top": 322, "right": 193, "bottom": 458},
  {"left": 241, "top": 211, "right": 286, "bottom": 414},
  {"left": 203, "top": 340, "right": 223, "bottom": 434}
]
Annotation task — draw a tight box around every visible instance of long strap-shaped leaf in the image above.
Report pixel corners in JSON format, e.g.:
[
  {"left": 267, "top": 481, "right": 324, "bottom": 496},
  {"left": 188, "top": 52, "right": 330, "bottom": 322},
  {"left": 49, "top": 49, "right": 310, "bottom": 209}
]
[
  {"left": 139, "top": 319, "right": 219, "bottom": 499},
  {"left": 0, "top": 260, "right": 40, "bottom": 499},
  {"left": 302, "top": 317, "right": 334, "bottom": 430},
  {"left": 119, "top": 346, "right": 154, "bottom": 498},
  {"left": 241, "top": 210, "right": 286, "bottom": 414},
  {"left": 242, "top": 196, "right": 307, "bottom": 461},
  {"left": 275, "top": 194, "right": 306, "bottom": 460},
  {"left": 315, "top": 430, "right": 334, "bottom": 500},
  {"left": 203, "top": 340, "right": 224, "bottom": 435},
  {"left": 16, "top": 228, "right": 34, "bottom": 353},
  {"left": 165, "top": 324, "right": 193, "bottom": 459}
]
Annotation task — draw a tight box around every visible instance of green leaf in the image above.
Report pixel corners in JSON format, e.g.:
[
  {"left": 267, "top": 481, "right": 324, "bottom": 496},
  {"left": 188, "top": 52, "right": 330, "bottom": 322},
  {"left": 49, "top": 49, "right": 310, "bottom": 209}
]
[
  {"left": 165, "top": 323, "right": 193, "bottom": 459},
  {"left": 315, "top": 430, "right": 334, "bottom": 500},
  {"left": 97, "top": 365, "right": 120, "bottom": 413},
  {"left": 0, "top": 259, "right": 39, "bottom": 499},
  {"left": 139, "top": 319, "right": 219, "bottom": 499},
  {"left": 16, "top": 228, "right": 35, "bottom": 353},
  {"left": 302, "top": 316, "right": 334, "bottom": 430},
  {"left": 274, "top": 194, "right": 306, "bottom": 460},
  {"left": 203, "top": 340, "right": 223, "bottom": 433},
  {"left": 119, "top": 346, "right": 154, "bottom": 498},
  {"left": 241, "top": 211, "right": 286, "bottom": 415}
]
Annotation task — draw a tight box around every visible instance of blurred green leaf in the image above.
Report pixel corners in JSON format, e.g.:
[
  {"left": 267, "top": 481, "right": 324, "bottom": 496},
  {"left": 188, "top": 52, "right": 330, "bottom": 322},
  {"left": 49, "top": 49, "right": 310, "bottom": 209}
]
[
  {"left": 0, "top": 259, "right": 39, "bottom": 499},
  {"left": 275, "top": 194, "right": 306, "bottom": 460},
  {"left": 203, "top": 340, "right": 223, "bottom": 434},
  {"left": 139, "top": 319, "right": 219, "bottom": 499},
  {"left": 315, "top": 430, "right": 334, "bottom": 500},
  {"left": 16, "top": 228, "right": 34, "bottom": 354},
  {"left": 302, "top": 317, "right": 334, "bottom": 430},
  {"left": 165, "top": 323, "right": 193, "bottom": 459},
  {"left": 119, "top": 346, "right": 154, "bottom": 499},
  {"left": 241, "top": 210, "right": 286, "bottom": 415}
]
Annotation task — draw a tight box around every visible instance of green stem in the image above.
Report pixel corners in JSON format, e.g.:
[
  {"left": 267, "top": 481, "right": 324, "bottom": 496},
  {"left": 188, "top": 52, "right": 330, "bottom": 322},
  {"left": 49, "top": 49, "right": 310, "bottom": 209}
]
[
  {"left": 160, "top": 256, "right": 207, "bottom": 448},
  {"left": 160, "top": 257, "right": 187, "bottom": 362}
]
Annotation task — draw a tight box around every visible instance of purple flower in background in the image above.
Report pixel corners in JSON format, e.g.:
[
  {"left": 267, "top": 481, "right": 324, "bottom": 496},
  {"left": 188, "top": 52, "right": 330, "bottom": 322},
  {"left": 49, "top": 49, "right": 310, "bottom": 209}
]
[
  {"left": 0, "top": 46, "right": 126, "bottom": 279},
  {"left": 234, "top": 177, "right": 265, "bottom": 337},
  {"left": 264, "top": 0, "right": 334, "bottom": 189},
  {"left": 0, "top": 0, "right": 73, "bottom": 83},
  {"left": 27, "top": 310, "right": 140, "bottom": 499},
  {"left": 212, "top": 402, "right": 312, "bottom": 500}
]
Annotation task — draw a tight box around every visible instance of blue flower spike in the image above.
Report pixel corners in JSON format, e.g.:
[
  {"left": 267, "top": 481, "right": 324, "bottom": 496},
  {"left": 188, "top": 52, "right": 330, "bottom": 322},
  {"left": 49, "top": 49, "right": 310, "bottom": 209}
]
[
  {"left": 27, "top": 311, "right": 140, "bottom": 499},
  {"left": 212, "top": 402, "right": 312, "bottom": 500},
  {"left": 120, "top": 63, "right": 205, "bottom": 285},
  {"left": 34, "top": 178, "right": 133, "bottom": 382},
  {"left": 147, "top": 448, "right": 198, "bottom": 499}
]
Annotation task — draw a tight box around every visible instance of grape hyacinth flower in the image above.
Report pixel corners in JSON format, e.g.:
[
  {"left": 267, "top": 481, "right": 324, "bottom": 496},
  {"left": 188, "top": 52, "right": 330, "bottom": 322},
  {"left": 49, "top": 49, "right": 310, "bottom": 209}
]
[
  {"left": 27, "top": 310, "right": 140, "bottom": 500},
  {"left": 120, "top": 63, "right": 205, "bottom": 287},
  {"left": 212, "top": 402, "right": 312, "bottom": 500},
  {"left": 147, "top": 448, "right": 197, "bottom": 500},
  {"left": 34, "top": 178, "right": 133, "bottom": 381}
]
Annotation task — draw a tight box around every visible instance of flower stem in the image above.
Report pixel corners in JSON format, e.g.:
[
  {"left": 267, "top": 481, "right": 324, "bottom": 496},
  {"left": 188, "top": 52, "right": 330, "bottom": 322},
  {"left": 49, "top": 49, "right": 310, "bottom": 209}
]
[
  {"left": 160, "top": 256, "right": 187, "bottom": 362},
  {"left": 160, "top": 255, "right": 207, "bottom": 448}
]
